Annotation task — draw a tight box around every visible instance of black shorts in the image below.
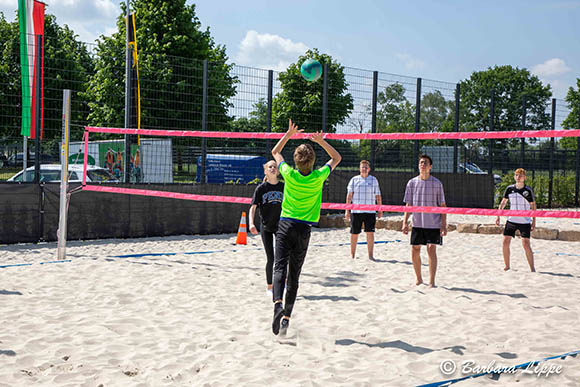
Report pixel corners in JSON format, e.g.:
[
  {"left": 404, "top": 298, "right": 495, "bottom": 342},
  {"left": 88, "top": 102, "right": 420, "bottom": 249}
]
[
  {"left": 503, "top": 221, "right": 531, "bottom": 238},
  {"left": 350, "top": 213, "right": 376, "bottom": 234},
  {"left": 410, "top": 227, "right": 442, "bottom": 246}
]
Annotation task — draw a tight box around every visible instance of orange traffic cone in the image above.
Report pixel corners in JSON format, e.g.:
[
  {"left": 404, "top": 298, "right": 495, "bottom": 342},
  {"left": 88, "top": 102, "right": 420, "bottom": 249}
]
[{"left": 236, "top": 211, "right": 247, "bottom": 245}]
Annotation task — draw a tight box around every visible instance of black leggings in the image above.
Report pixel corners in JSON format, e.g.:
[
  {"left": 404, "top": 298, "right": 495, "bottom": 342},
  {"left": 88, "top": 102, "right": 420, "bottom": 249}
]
[
  {"left": 273, "top": 220, "right": 311, "bottom": 317},
  {"left": 260, "top": 227, "right": 276, "bottom": 285}
]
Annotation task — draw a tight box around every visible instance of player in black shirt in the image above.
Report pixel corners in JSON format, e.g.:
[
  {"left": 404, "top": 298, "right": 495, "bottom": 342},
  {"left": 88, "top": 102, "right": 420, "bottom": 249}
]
[{"left": 249, "top": 160, "right": 284, "bottom": 297}]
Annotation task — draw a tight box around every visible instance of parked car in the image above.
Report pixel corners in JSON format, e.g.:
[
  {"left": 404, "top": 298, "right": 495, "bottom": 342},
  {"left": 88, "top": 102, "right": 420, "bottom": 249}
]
[
  {"left": 6, "top": 152, "right": 56, "bottom": 167},
  {"left": 459, "top": 162, "right": 502, "bottom": 185},
  {"left": 7, "top": 164, "right": 119, "bottom": 183}
]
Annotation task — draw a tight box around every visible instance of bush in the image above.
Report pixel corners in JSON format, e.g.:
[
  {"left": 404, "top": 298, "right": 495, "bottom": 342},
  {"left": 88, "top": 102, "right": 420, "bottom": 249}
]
[{"left": 494, "top": 173, "right": 576, "bottom": 208}]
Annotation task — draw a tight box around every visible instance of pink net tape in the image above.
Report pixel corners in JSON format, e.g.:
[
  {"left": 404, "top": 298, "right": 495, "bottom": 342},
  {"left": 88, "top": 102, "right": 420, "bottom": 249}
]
[
  {"left": 86, "top": 127, "right": 580, "bottom": 141},
  {"left": 83, "top": 185, "right": 580, "bottom": 219}
]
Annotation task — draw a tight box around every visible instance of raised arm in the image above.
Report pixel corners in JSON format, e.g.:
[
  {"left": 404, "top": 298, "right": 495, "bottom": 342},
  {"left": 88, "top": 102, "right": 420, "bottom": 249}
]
[
  {"left": 271, "top": 119, "right": 303, "bottom": 166},
  {"left": 310, "top": 132, "right": 341, "bottom": 170}
]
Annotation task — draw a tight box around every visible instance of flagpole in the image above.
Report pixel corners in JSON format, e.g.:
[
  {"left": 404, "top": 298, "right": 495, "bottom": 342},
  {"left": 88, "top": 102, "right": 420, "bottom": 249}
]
[{"left": 123, "top": 0, "right": 132, "bottom": 183}]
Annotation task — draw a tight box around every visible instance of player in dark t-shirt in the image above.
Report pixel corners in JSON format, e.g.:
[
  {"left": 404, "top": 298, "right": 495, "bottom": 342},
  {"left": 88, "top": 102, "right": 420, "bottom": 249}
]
[{"left": 249, "top": 160, "right": 284, "bottom": 297}]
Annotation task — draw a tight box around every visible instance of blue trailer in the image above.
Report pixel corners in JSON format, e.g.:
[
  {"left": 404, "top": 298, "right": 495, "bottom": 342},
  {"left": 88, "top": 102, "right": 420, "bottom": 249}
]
[{"left": 196, "top": 154, "right": 267, "bottom": 184}]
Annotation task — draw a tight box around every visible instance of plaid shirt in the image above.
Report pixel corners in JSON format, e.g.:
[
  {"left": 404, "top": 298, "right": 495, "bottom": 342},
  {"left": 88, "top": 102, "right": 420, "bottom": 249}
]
[{"left": 403, "top": 175, "right": 446, "bottom": 229}]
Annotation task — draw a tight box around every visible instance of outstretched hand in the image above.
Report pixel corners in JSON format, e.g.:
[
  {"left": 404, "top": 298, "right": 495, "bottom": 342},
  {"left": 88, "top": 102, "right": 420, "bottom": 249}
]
[
  {"left": 287, "top": 119, "right": 304, "bottom": 137},
  {"left": 309, "top": 131, "right": 325, "bottom": 144}
]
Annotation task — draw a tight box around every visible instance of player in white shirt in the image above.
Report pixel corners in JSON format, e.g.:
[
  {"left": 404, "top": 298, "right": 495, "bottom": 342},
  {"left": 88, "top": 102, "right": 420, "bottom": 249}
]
[
  {"left": 345, "top": 160, "right": 382, "bottom": 260},
  {"left": 496, "top": 168, "right": 536, "bottom": 272}
]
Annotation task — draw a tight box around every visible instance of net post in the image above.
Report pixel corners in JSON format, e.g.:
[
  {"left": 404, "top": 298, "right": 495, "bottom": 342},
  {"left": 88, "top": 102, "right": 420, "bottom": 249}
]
[
  {"left": 453, "top": 83, "right": 460, "bottom": 174},
  {"left": 265, "top": 69, "right": 273, "bottom": 156},
  {"left": 322, "top": 63, "right": 329, "bottom": 132},
  {"left": 201, "top": 59, "right": 208, "bottom": 184},
  {"left": 414, "top": 77, "right": 421, "bottom": 170},
  {"left": 370, "top": 71, "right": 378, "bottom": 170},
  {"left": 549, "top": 98, "right": 556, "bottom": 207},
  {"left": 521, "top": 95, "right": 527, "bottom": 167},
  {"left": 488, "top": 89, "right": 495, "bottom": 177},
  {"left": 57, "top": 89, "right": 71, "bottom": 260}
]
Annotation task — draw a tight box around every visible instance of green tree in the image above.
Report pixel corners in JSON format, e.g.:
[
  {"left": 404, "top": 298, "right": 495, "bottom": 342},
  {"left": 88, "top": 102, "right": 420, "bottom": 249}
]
[
  {"left": 374, "top": 83, "right": 415, "bottom": 167},
  {"left": 560, "top": 79, "right": 580, "bottom": 150},
  {"left": 84, "top": 0, "right": 236, "bottom": 133},
  {"left": 421, "top": 90, "right": 451, "bottom": 133},
  {"left": 0, "top": 13, "right": 92, "bottom": 144},
  {"left": 459, "top": 65, "right": 552, "bottom": 148},
  {"left": 271, "top": 49, "right": 353, "bottom": 133}
]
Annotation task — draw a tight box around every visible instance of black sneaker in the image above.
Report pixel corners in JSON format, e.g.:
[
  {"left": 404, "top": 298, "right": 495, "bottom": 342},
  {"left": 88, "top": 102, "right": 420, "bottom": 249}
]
[
  {"left": 279, "top": 318, "right": 289, "bottom": 336},
  {"left": 272, "top": 303, "right": 284, "bottom": 335}
]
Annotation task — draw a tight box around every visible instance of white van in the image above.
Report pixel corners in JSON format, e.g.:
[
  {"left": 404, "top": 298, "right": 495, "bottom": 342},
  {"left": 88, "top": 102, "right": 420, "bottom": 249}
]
[{"left": 7, "top": 164, "right": 118, "bottom": 183}]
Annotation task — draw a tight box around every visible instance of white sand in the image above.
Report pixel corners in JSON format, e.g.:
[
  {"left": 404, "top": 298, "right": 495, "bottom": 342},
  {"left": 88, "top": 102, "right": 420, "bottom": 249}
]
[{"left": 1, "top": 220, "right": 580, "bottom": 386}]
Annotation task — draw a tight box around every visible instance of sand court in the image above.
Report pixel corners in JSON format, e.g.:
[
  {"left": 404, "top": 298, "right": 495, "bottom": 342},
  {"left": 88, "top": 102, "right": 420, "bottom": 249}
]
[{"left": 1, "top": 223, "right": 580, "bottom": 386}]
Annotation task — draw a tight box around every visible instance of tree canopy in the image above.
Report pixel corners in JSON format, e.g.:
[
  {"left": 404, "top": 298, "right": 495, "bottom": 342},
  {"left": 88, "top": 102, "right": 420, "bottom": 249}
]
[
  {"left": 84, "top": 0, "right": 236, "bottom": 132},
  {"left": 560, "top": 78, "right": 580, "bottom": 150},
  {"left": 271, "top": 49, "right": 353, "bottom": 133},
  {"left": 0, "top": 12, "right": 92, "bottom": 142}
]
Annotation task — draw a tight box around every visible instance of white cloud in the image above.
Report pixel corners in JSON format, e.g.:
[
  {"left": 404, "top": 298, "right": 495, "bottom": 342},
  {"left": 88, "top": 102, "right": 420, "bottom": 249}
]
[
  {"left": 532, "top": 58, "right": 571, "bottom": 78},
  {"left": 395, "top": 53, "right": 425, "bottom": 71},
  {"left": 0, "top": 0, "right": 119, "bottom": 43},
  {"left": 234, "top": 30, "right": 309, "bottom": 71}
]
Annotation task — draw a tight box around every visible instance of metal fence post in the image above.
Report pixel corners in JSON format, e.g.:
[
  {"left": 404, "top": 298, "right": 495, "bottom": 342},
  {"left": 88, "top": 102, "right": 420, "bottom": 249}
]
[
  {"left": 453, "top": 83, "right": 460, "bottom": 174},
  {"left": 34, "top": 34, "right": 42, "bottom": 184},
  {"left": 322, "top": 63, "right": 329, "bottom": 132},
  {"left": 521, "top": 96, "right": 527, "bottom": 167},
  {"left": 414, "top": 77, "right": 421, "bottom": 169},
  {"left": 201, "top": 59, "right": 208, "bottom": 184},
  {"left": 488, "top": 89, "right": 495, "bottom": 176},
  {"left": 123, "top": 1, "right": 132, "bottom": 183},
  {"left": 266, "top": 69, "right": 273, "bottom": 156},
  {"left": 370, "top": 71, "right": 378, "bottom": 170},
  {"left": 35, "top": 34, "right": 43, "bottom": 242},
  {"left": 576, "top": 104, "right": 580, "bottom": 206},
  {"left": 549, "top": 98, "right": 556, "bottom": 207}
]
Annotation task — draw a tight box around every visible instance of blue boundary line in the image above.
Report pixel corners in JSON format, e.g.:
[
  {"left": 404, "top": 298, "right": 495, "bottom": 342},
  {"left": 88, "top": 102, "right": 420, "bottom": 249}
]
[
  {"left": 556, "top": 252, "right": 580, "bottom": 257},
  {"left": 0, "top": 240, "right": 404, "bottom": 266},
  {"left": 0, "top": 259, "right": 71, "bottom": 269},
  {"left": 417, "top": 350, "right": 580, "bottom": 387},
  {"left": 112, "top": 240, "right": 402, "bottom": 259}
]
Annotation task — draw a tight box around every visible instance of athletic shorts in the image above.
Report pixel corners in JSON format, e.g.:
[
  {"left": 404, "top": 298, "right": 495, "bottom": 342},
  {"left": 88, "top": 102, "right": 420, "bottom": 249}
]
[
  {"left": 350, "top": 213, "right": 376, "bottom": 234},
  {"left": 503, "top": 221, "right": 531, "bottom": 238},
  {"left": 410, "top": 227, "right": 442, "bottom": 246}
]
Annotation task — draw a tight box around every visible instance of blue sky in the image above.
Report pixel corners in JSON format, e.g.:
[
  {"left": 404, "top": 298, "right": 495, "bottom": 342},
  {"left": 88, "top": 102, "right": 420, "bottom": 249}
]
[{"left": 1, "top": 0, "right": 578, "bottom": 99}]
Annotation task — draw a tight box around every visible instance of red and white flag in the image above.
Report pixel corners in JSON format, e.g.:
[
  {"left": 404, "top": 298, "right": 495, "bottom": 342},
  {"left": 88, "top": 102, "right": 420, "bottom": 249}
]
[{"left": 18, "top": 0, "right": 45, "bottom": 139}]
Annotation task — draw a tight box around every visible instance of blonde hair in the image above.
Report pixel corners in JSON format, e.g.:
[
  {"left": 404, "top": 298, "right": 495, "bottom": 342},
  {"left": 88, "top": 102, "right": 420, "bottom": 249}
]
[
  {"left": 515, "top": 168, "right": 526, "bottom": 175},
  {"left": 263, "top": 160, "right": 278, "bottom": 182},
  {"left": 293, "top": 144, "right": 315, "bottom": 172},
  {"left": 360, "top": 160, "right": 370, "bottom": 168}
]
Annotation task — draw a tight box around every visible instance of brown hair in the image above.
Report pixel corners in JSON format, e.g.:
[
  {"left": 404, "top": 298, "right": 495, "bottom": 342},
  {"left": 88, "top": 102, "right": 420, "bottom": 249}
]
[
  {"left": 360, "top": 160, "right": 370, "bottom": 168},
  {"left": 419, "top": 154, "right": 433, "bottom": 165},
  {"left": 515, "top": 168, "right": 526, "bottom": 175},
  {"left": 294, "top": 144, "right": 316, "bottom": 172}
]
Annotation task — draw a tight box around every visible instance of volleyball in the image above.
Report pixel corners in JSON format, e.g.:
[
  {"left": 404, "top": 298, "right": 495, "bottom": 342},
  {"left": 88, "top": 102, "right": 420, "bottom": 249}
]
[{"left": 300, "top": 59, "right": 323, "bottom": 82}]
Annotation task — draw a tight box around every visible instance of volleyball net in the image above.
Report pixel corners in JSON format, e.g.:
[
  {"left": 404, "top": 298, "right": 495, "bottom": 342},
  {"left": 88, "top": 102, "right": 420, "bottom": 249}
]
[{"left": 81, "top": 125, "right": 580, "bottom": 220}]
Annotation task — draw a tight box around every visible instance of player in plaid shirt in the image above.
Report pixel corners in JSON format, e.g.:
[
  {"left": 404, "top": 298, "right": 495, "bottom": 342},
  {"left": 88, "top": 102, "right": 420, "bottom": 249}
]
[{"left": 402, "top": 154, "right": 447, "bottom": 288}]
